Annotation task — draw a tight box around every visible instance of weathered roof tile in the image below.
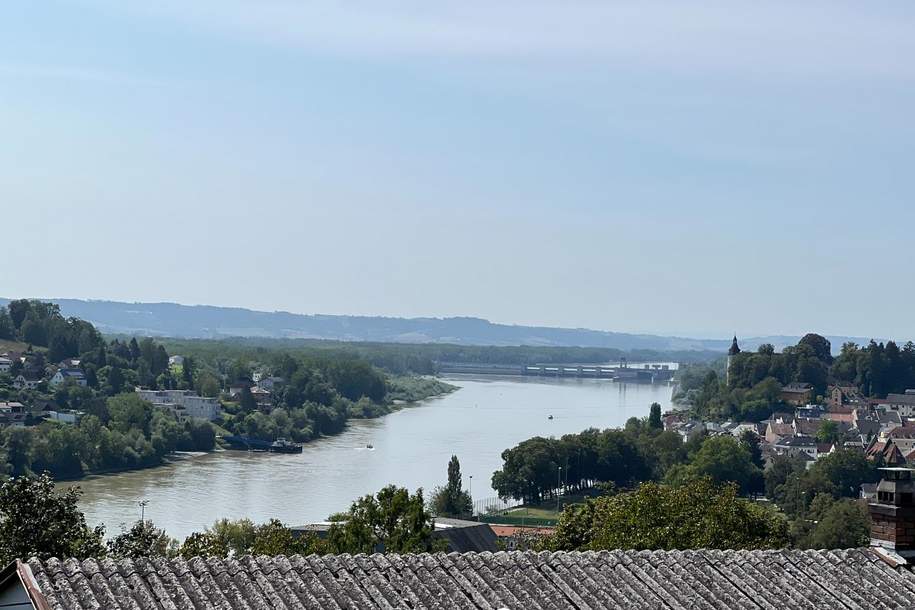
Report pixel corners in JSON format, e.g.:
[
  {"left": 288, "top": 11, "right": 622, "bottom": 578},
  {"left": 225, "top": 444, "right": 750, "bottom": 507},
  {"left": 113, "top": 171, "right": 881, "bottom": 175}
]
[{"left": 23, "top": 550, "right": 915, "bottom": 609}]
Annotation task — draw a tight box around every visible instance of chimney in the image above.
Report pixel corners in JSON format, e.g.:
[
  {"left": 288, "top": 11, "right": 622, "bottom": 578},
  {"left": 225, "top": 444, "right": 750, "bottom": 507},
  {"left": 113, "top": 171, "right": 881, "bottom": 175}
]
[{"left": 870, "top": 467, "right": 915, "bottom": 557}]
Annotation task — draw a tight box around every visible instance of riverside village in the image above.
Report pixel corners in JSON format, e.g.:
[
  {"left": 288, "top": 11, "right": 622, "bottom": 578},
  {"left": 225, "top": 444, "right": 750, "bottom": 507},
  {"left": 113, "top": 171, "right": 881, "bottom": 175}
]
[{"left": 4, "top": 1, "right": 915, "bottom": 607}]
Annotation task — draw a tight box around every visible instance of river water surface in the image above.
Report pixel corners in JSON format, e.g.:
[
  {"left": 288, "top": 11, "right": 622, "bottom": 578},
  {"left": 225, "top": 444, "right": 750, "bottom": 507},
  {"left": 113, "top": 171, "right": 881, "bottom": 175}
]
[{"left": 70, "top": 376, "right": 673, "bottom": 539}]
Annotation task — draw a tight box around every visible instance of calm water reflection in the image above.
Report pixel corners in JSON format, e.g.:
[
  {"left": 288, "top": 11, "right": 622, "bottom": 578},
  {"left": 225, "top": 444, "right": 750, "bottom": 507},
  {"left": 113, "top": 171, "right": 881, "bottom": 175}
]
[{"left": 69, "top": 376, "right": 672, "bottom": 539}]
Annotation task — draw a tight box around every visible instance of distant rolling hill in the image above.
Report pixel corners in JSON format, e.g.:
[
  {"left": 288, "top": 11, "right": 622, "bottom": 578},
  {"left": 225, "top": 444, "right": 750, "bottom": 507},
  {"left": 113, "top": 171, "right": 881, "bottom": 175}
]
[{"left": 0, "top": 298, "right": 880, "bottom": 353}]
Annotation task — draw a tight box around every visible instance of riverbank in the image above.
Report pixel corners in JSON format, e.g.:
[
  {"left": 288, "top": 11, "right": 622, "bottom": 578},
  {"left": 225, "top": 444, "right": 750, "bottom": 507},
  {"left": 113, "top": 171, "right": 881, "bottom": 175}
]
[
  {"left": 71, "top": 377, "right": 673, "bottom": 539},
  {"left": 58, "top": 451, "right": 213, "bottom": 483},
  {"left": 60, "top": 376, "right": 458, "bottom": 483}
]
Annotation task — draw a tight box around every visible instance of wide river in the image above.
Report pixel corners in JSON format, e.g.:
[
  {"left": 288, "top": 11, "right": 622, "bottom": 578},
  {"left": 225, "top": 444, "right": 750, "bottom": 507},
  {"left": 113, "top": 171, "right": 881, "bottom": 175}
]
[{"left": 70, "top": 376, "right": 673, "bottom": 540}]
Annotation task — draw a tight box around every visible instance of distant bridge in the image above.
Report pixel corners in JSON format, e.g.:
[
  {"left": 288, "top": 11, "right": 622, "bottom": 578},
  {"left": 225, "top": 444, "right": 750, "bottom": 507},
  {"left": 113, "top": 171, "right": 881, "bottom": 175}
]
[{"left": 436, "top": 362, "right": 674, "bottom": 382}]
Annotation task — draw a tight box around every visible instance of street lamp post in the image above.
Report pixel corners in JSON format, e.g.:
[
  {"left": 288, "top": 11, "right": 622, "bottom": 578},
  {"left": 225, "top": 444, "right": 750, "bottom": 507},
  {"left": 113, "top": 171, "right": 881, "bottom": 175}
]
[
  {"left": 468, "top": 475, "right": 473, "bottom": 515},
  {"left": 139, "top": 499, "right": 149, "bottom": 522},
  {"left": 557, "top": 466, "right": 562, "bottom": 513}
]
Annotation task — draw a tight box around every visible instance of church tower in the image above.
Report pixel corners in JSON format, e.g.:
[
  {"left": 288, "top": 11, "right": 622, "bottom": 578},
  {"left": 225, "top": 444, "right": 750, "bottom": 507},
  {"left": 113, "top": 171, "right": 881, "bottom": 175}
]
[{"left": 727, "top": 335, "right": 740, "bottom": 385}]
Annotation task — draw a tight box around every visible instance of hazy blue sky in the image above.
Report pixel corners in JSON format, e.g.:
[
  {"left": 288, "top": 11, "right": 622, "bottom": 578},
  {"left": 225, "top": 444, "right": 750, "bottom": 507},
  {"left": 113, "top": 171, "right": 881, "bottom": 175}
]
[{"left": 2, "top": 1, "right": 914, "bottom": 339}]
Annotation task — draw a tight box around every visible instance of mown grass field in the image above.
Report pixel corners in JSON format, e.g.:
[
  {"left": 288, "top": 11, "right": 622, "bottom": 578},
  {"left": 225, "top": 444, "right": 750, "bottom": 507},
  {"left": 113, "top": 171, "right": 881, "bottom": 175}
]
[
  {"left": 0, "top": 339, "right": 29, "bottom": 354},
  {"left": 503, "top": 493, "right": 599, "bottom": 519}
]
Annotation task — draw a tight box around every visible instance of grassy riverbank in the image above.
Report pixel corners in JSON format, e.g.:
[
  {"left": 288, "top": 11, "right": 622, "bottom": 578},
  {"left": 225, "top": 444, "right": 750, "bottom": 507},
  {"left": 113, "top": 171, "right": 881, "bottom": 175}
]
[{"left": 385, "top": 376, "right": 458, "bottom": 403}]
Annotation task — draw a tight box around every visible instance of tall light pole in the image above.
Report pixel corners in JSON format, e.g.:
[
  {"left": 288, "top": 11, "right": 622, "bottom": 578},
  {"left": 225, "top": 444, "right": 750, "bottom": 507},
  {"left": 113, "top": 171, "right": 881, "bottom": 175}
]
[
  {"left": 139, "top": 499, "right": 149, "bottom": 522},
  {"left": 468, "top": 475, "right": 474, "bottom": 516},
  {"left": 557, "top": 466, "right": 562, "bottom": 513}
]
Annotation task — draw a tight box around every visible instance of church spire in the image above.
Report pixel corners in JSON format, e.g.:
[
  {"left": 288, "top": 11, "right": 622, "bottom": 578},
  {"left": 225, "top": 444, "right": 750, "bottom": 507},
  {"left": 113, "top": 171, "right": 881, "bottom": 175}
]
[{"left": 728, "top": 335, "right": 741, "bottom": 356}]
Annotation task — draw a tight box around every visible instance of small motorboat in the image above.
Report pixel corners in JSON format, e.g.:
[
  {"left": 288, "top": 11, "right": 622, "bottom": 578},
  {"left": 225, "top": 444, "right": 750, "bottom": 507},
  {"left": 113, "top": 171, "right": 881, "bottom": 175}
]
[
  {"left": 548, "top": 415, "right": 554, "bottom": 420},
  {"left": 366, "top": 444, "right": 374, "bottom": 449}
]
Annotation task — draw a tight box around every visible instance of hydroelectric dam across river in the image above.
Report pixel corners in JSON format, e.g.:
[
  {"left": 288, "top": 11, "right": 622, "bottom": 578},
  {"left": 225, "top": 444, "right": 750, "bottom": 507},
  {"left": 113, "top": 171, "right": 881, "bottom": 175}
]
[{"left": 436, "top": 361, "right": 675, "bottom": 382}]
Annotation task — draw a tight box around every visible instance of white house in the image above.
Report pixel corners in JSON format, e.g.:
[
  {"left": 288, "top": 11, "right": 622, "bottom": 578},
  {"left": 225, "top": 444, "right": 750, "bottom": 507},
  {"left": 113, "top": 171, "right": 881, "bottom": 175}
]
[
  {"left": 773, "top": 435, "right": 819, "bottom": 460},
  {"left": 878, "top": 391, "right": 915, "bottom": 418},
  {"left": 168, "top": 355, "right": 184, "bottom": 367},
  {"left": 49, "top": 368, "right": 87, "bottom": 387},
  {"left": 0, "top": 357, "right": 11, "bottom": 374},
  {"left": 45, "top": 410, "right": 81, "bottom": 424},
  {"left": 135, "top": 388, "right": 222, "bottom": 421},
  {"left": 12, "top": 374, "right": 41, "bottom": 390}
]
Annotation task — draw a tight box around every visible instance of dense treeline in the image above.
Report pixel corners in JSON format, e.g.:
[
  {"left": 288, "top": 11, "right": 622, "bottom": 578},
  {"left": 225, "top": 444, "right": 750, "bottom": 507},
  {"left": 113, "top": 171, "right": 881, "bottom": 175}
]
[
  {"left": 726, "top": 333, "right": 915, "bottom": 400},
  {"left": 831, "top": 340, "right": 915, "bottom": 397},
  {"left": 726, "top": 333, "right": 833, "bottom": 396},
  {"left": 0, "top": 300, "right": 104, "bottom": 361},
  {"left": 157, "top": 336, "right": 717, "bottom": 376},
  {"left": 208, "top": 354, "right": 405, "bottom": 442},
  {"left": 2, "top": 394, "right": 215, "bottom": 479},
  {"left": 491, "top": 410, "right": 765, "bottom": 503}
]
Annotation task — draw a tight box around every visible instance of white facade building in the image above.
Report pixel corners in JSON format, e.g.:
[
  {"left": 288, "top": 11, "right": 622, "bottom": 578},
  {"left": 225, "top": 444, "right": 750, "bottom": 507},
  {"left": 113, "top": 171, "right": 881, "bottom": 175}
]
[
  {"left": 12, "top": 375, "right": 41, "bottom": 390},
  {"left": 135, "top": 389, "right": 222, "bottom": 421},
  {"left": 878, "top": 392, "right": 915, "bottom": 418}
]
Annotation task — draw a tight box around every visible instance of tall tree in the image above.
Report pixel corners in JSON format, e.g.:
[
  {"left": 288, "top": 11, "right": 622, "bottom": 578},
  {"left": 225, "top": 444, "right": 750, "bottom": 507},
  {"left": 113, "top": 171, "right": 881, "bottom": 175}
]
[
  {"left": 2, "top": 427, "right": 33, "bottom": 476},
  {"left": 0, "top": 308, "right": 13, "bottom": 340},
  {"left": 798, "top": 333, "right": 833, "bottom": 364},
  {"left": 6, "top": 300, "right": 31, "bottom": 332},
  {"left": 240, "top": 386, "right": 258, "bottom": 413},
  {"left": 182, "top": 356, "right": 196, "bottom": 386},
  {"left": 430, "top": 456, "right": 473, "bottom": 518},
  {"left": 648, "top": 403, "right": 662, "bottom": 430},
  {"left": 738, "top": 429, "right": 764, "bottom": 469}
]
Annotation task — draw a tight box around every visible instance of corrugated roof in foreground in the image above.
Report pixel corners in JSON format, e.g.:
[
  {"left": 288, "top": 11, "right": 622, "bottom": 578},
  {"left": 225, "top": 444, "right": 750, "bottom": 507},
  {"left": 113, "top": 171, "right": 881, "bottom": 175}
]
[{"left": 26, "top": 549, "right": 915, "bottom": 610}]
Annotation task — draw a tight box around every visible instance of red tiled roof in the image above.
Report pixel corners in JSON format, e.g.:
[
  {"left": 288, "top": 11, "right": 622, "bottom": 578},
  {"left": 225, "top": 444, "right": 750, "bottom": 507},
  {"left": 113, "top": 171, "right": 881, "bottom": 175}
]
[
  {"left": 824, "top": 413, "right": 855, "bottom": 423},
  {"left": 888, "top": 426, "right": 915, "bottom": 439}
]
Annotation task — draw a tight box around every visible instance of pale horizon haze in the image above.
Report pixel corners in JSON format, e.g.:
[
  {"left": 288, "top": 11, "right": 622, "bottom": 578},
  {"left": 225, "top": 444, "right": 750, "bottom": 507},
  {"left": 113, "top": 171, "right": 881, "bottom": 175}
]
[{"left": 2, "top": 1, "right": 914, "bottom": 339}]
